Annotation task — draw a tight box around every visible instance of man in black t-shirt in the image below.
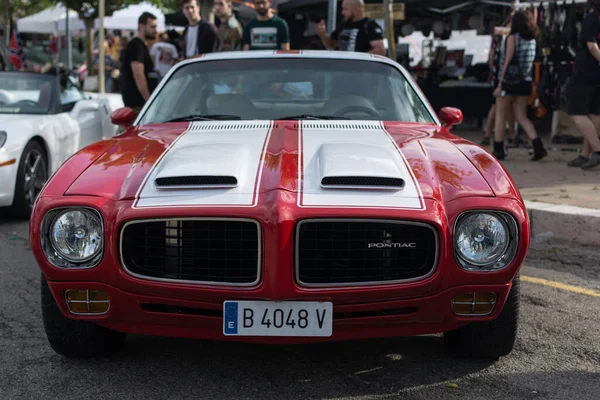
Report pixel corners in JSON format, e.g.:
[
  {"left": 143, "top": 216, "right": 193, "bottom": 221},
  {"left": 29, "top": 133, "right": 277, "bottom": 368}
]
[
  {"left": 316, "top": 0, "right": 385, "bottom": 55},
  {"left": 120, "top": 12, "right": 158, "bottom": 113},
  {"left": 565, "top": 0, "right": 600, "bottom": 170}
]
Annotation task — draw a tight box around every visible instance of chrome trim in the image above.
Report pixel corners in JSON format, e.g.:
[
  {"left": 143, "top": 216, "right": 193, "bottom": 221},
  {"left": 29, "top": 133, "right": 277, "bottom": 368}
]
[
  {"left": 453, "top": 210, "right": 520, "bottom": 272},
  {"left": 451, "top": 293, "right": 497, "bottom": 317},
  {"left": 119, "top": 217, "right": 262, "bottom": 287},
  {"left": 294, "top": 218, "right": 440, "bottom": 288},
  {"left": 41, "top": 207, "right": 104, "bottom": 269},
  {"left": 64, "top": 289, "right": 111, "bottom": 316}
]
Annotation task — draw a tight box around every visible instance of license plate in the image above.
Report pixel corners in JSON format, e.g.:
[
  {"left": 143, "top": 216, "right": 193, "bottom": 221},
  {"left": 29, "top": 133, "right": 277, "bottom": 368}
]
[{"left": 223, "top": 301, "right": 333, "bottom": 337}]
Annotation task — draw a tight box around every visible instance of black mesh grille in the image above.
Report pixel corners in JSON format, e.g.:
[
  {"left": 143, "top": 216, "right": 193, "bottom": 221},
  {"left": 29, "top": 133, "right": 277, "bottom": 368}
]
[
  {"left": 155, "top": 176, "right": 237, "bottom": 187},
  {"left": 321, "top": 176, "right": 405, "bottom": 188},
  {"left": 121, "top": 219, "right": 260, "bottom": 284},
  {"left": 296, "top": 220, "right": 437, "bottom": 285}
]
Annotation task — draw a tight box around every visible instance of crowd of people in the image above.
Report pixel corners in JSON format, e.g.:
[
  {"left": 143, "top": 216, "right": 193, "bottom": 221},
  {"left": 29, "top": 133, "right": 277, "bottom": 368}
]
[
  {"left": 117, "top": 0, "right": 385, "bottom": 115},
  {"left": 484, "top": 0, "right": 600, "bottom": 169}
]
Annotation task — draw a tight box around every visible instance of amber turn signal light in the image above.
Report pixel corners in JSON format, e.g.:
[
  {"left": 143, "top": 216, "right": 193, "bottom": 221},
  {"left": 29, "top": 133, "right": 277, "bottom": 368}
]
[
  {"left": 452, "top": 292, "right": 497, "bottom": 316},
  {"left": 64, "top": 289, "right": 110, "bottom": 315}
]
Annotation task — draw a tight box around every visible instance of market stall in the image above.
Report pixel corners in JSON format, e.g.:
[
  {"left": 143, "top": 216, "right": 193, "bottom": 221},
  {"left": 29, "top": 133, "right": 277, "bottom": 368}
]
[
  {"left": 16, "top": 3, "right": 85, "bottom": 35},
  {"left": 94, "top": 2, "right": 166, "bottom": 32}
]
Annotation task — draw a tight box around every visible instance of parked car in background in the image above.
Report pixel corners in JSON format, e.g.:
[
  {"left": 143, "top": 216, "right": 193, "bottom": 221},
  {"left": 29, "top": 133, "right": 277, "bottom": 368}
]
[{"left": 0, "top": 70, "right": 123, "bottom": 216}]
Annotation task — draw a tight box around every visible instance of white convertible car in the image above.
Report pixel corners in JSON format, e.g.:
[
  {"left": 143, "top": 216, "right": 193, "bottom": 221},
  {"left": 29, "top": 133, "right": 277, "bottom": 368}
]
[{"left": 0, "top": 71, "right": 123, "bottom": 216}]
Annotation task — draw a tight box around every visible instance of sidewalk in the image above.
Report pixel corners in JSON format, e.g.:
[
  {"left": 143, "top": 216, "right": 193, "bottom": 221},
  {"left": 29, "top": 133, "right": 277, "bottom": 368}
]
[{"left": 452, "top": 129, "right": 600, "bottom": 246}]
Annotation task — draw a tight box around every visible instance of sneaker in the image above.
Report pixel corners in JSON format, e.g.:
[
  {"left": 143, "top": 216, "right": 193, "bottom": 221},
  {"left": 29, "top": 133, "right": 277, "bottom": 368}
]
[
  {"left": 581, "top": 152, "right": 600, "bottom": 170},
  {"left": 567, "top": 155, "right": 589, "bottom": 167},
  {"left": 480, "top": 137, "right": 490, "bottom": 146}
]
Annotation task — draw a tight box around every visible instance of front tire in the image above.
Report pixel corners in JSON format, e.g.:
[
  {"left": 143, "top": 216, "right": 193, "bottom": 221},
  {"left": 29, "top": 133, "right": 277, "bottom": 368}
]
[
  {"left": 11, "top": 141, "right": 48, "bottom": 218},
  {"left": 443, "top": 275, "right": 520, "bottom": 359},
  {"left": 41, "top": 276, "right": 126, "bottom": 358}
]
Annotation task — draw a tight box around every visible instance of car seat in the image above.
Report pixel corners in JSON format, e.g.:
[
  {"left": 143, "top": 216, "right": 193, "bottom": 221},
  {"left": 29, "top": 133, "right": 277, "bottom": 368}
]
[
  {"left": 38, "top": 83, "right": 53, "bottom": 110},
  {"left": 206, "top": 94, "right": 258, "bottom": 120}
]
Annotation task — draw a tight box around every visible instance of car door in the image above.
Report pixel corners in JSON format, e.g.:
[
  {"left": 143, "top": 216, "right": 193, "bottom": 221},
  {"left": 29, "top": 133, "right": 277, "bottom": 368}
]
[
  {"left": 33, "top": 80, "right": 79, "bottom": 171},
  {"left": 60, "top": 82, "right": 105, "bottom": 149},
  {"left": 47, "top": 113, "right": 80, "bottom": 170}
]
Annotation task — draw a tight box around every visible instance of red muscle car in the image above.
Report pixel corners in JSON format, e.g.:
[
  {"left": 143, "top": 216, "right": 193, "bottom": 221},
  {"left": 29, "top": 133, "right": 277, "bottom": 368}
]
[{"left": 30, "top": 51, "right": 529, "bottom": 359}]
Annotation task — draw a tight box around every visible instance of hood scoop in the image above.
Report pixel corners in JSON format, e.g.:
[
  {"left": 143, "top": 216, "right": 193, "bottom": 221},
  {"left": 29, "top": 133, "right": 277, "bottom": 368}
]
[
  {"left": 153, "top": 144, "right": 244, "bottom": 190},
  {"left": 317, "top": 143, "right": 406, "bottom": 191},
  {"left": 155, "top": 175, "right": 237, "bottom": 188},
  {"left": 321, "top": 176, "right": 405, "bottom": 189}
]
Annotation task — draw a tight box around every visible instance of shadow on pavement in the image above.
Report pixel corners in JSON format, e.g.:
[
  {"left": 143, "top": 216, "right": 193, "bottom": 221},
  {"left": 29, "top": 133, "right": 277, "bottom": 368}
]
[{"left": 40, "top": 334, "right": 498, "bottom": 399}]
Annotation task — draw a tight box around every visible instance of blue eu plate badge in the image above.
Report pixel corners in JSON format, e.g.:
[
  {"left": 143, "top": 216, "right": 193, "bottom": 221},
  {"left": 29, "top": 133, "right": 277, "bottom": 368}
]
[{"left": 224, "top": 301, "right": 239, "bottom": 335}]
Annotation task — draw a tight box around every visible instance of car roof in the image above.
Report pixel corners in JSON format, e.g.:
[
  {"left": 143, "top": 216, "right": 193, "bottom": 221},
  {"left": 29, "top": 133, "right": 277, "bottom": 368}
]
[{"left": 178, "top": 50, "right": 401, "bottom": 69}]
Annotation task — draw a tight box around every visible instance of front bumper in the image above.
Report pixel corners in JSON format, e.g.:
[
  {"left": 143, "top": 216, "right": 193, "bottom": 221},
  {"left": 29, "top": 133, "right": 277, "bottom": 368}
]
[
  {"left": 46, "top": 279, "right": 514, "bottom": 343},
  {"left": 32, "top": 195, "right": 529, "bottom": 343}
]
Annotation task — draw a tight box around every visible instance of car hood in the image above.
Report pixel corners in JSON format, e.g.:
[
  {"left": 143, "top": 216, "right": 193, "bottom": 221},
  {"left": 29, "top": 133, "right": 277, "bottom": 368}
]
[{"left": 63, "top": 120, "right": 504, "bottom": 205}]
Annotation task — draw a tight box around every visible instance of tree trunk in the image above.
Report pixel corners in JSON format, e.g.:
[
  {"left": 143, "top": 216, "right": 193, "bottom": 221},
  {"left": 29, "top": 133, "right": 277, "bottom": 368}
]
[{"left": 85, "top": 19, "right": 94, "bottom": 74}]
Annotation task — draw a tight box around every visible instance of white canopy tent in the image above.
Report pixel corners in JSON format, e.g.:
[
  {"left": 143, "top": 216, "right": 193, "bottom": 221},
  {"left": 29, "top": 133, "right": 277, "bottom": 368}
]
[
  {"left": 94, "top": 2, "right": 166, "bottom": 32},
  {"left": 16, "top": 3, "right": 85, "bottom": 35},
  {"left": 17, "top": 2, "right": 167, "bottom": 35}
]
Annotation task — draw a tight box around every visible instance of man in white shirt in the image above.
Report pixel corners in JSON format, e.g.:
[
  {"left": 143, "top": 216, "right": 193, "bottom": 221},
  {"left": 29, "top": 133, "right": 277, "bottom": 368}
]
[
  {"left": 181, "top": 0, "right": 220, "bottom": 58},
  {"left": 150, "top": 33, "right": 179, "bottom": 79}
]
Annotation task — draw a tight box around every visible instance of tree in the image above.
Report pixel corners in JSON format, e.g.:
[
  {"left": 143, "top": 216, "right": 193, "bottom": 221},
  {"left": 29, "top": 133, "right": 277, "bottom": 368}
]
[
  {"left": 3, "top": 0, "right": 55, "bottom": 46},
  {"left": 6, "top": 0, "right": 56, "bottom": 18}
]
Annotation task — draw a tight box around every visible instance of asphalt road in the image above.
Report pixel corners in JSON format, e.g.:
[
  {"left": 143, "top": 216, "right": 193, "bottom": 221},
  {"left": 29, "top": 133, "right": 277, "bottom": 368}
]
[{"left": 0, "top": 214, "right": 598, "bottom": 400}]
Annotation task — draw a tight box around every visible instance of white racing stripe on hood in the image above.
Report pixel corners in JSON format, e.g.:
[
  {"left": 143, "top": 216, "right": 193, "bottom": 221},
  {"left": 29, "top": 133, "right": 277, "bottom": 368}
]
[
  {"left": 133, "top": 120, "right": 273, "bottom": 208},
  {"left": 298, "top": 121, "right": 424, "bottom": 210}
]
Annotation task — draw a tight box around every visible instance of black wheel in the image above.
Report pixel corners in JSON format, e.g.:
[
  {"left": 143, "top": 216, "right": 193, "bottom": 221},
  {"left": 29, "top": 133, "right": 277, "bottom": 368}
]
[
  {"left": 443, "top": 275, "right": 520, "bottom": 359},
  {"left": 11, "top": 141, "right": 48, "bottom": 217},
  {"left": 41, "top": 276, "right": 126, "bottom": 358}
]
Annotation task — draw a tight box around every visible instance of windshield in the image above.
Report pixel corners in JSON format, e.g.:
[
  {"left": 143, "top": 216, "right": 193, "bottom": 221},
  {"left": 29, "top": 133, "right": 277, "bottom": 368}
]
[
  {"left": 139, "top": 58, "right": 436, "bottom": 124},
  {"left": 0, "top": 73, "right": 57, "bottom": 114}
]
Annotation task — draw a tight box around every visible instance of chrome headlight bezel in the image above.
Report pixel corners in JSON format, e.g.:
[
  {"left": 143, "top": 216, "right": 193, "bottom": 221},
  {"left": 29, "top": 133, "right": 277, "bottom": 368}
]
[
  {"left": 453, "top": 210, "right": 519, "bottom": 272},
  {"left": 41, "top": 207, "right": 104, "bottom": 269}
]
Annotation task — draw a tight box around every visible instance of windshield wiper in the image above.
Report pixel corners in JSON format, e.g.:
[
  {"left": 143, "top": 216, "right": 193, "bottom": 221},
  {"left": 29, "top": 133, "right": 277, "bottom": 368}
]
[
  {"left": 278, "top": 114, "right": 351, "bottom": 120},
  {"left": 164, "top": 114, "right": 243, "bottom": 122}
]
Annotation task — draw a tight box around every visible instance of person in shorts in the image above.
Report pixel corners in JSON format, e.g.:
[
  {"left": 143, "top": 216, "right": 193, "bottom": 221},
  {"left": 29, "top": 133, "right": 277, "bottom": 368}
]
[{"left": 565, "top": 0, "right": 600, "bottom": 169}]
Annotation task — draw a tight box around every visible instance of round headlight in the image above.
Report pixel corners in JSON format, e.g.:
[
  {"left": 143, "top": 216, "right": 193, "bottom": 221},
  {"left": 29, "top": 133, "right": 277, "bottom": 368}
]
[
  {"left": 50, "top": 209, "right": 103, "bottom": 262},
  {"left": 455, "top": 213, "right": 509, "bottom": 268}
]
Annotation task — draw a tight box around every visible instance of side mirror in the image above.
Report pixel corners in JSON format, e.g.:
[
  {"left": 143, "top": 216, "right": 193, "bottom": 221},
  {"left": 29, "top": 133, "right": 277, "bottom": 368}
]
[
  {"left": 439, "top": 107, "right": 463, "bottom": 129},
  {"left": 111, "top": 107, "right": 136, "bottom": 127}
]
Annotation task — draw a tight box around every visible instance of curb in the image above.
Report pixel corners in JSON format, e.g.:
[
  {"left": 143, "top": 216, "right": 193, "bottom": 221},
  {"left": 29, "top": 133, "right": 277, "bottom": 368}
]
[{"left": 525, "top": 200, "right": 600, "bottom": 246}]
